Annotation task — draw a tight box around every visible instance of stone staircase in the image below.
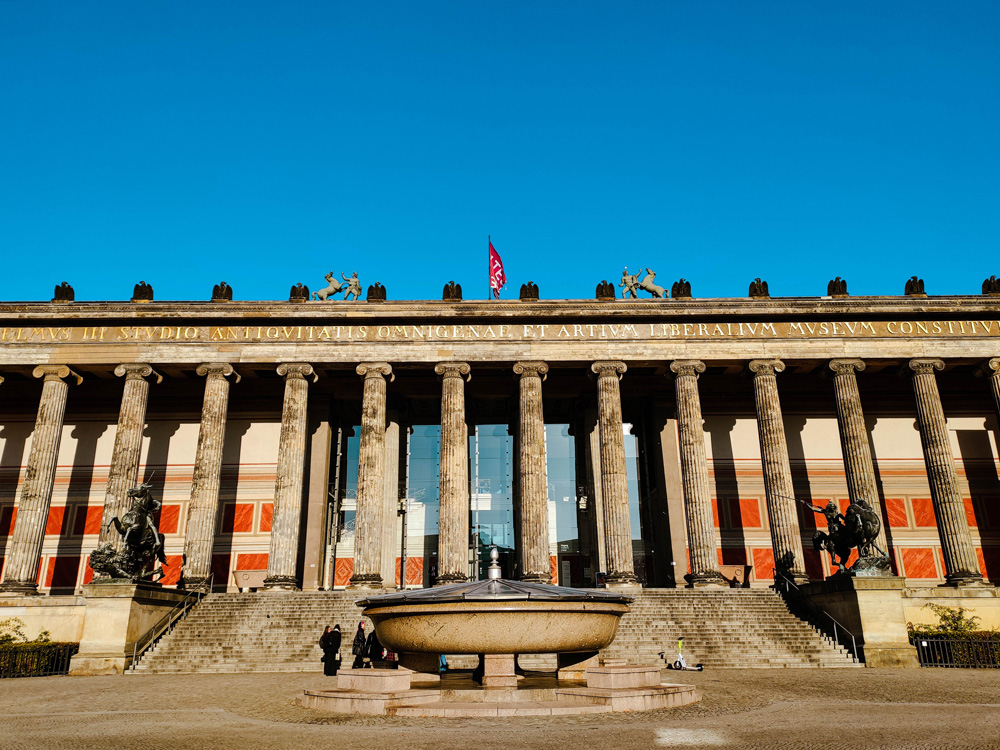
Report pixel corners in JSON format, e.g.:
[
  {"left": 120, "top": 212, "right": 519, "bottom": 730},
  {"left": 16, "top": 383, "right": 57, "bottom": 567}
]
[
  {"left": 130, "top": 588, "right": 859, "bottom": 674},
  {"left": 600, "top": 589, "right": 860, "bottom": 668}
]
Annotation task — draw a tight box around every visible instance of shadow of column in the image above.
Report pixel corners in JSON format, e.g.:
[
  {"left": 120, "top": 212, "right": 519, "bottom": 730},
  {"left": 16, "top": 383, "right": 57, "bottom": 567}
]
[
  {"left": 214, "top": 419, "right": 251, "bottom": 591},
  {"left": 957, "top": 427, "right": 998, "bottom": 582},
  {"left": 864, "top": 414, "right": 898, "bottom": 571},
  {"left": 707, "top": 416, "right": 746, "bottom": 565},
  {"left": 0, "top": 424, "right": 32, "bottom": 560},
  {"left": 55, "top": 422, "right": 110, "bottom": 593}
]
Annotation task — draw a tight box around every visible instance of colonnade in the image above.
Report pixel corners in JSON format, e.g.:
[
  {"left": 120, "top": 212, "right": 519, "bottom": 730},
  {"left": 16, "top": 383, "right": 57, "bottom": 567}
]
[{"left": 0, "top": 356, "right": 992, "bottom": 594}]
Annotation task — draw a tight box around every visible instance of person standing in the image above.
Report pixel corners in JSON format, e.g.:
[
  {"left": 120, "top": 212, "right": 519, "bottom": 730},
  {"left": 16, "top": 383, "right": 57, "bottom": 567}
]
[
  {"left": 365, "top": 626, "right": 384, "bottom": 668},
  {"left": 351, "top": 621, "right": 367, "bottom": 669},
  {"left": 319, "top": 624, "right": 341, "bottom": 676}
]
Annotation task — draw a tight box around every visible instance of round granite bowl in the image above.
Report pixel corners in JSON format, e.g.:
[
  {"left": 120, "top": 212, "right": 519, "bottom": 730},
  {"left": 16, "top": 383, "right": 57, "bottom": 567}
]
[{"left": 357, "top": 579, "right": 632, "bottom": 655}]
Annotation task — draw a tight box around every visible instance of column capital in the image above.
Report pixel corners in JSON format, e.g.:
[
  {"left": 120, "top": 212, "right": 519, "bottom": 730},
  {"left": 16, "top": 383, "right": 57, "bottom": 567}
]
[
  {"left": 976, "top": 358, "right": 1000, "bottom": 378},
  {"left": 114, "top": 363, "right": 163, "bottom": 383},
  {"left": 31, "top": 365, "right": 82, "bottom": 385},
  {"left": 0, "top": 375, "right": 4, "bottom": 386},
  {"left": 434, "top": 362, "right": 471, "bottom": 380},
  {"left": 513, "top": 360, "right": 548, "bottom": 380},
  {"left": 195, "top": 362, "right": 241, "bottom": 382},
  {"left": 908, "top": 358, "right": 945, "bottom": 376},
  {"left": 591, "top": 361, "right": 627, "bottom": 379},
  {"left": 669, "top": 360, "right": 706, "bottom": 377},
  {"left": 357, "top": 362, "right": 394, "bottom": 382},
  {"left": 828, "top": 358, "right": 865, "bottom": 376},
  {"left": 276, "top": 362, "right": 317, "bottom": 382},
  {"left": 748, "top": 359, "right": 785, "bottom": 376}
]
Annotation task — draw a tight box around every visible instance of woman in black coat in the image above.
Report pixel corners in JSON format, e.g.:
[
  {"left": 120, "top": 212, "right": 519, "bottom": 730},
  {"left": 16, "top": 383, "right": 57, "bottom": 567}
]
[
  {"left": 351, "top": 621, "right": 367, "bottom": 669},
  {"left": 319, "top": 624, "right": 341, "bottom": 676}
]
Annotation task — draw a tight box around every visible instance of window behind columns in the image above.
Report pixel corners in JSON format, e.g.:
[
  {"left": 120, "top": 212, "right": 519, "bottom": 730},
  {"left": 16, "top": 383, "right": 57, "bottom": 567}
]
[
  {"left": 469, "top": 425, "right": 515, "bottom": 580},
  {"left": 546, "top": 424, "right": 582, "bottom": 587},
  {"left": 405, "top": 425, "right": 440, "bottom": 587}
]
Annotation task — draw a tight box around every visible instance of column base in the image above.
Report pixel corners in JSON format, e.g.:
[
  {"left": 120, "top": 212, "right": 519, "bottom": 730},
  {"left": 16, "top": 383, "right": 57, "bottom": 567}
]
[
  {"left": 178, "top": 576, "right": 211, "bottom": 593},
  {"left": 433, "top": 573, "right": 468, "bottom": 587},
  {"left": 348, "top": 573, "right": 384, "bottom": 590},
  {"left": 0, "top": 581, "right": 39, "bottom": 596},
  {"left": 605, "top": 572, "right": 641, "bottom": 589},
  {"left": 262, "top": 575, "right": 299, "bottom": 591},
  {"left": 520, "top": 573, "right": 551, "bottom": 584},
  {"left": 943, "top": 573, "right": 986, "bottom": 587},
  {"left": 686, "top": 571, "right": 727, "bottom": 588}
]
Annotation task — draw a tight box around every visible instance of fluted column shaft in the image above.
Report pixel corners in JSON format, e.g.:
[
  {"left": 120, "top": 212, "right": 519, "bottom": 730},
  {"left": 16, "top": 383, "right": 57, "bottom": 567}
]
[
  {"left": 749, "top": 359, "right": 807, "bottom": 582},
  {"left": 182, "top": 364, "right": 238, "bottom": 591},
  {"left": 670, "top": 361, "right": 724, "bottom": 586},
  {"left": 986, "top": 359, "right": 1000, "bottom": 428},
  {"left": 264, "top": 363, "right": 316, "bottom": 589},
  {"left": 828, "top": 359, "right": 888, "bottom": 553},
  {"left": 1, "top": 366, "right": 81, "bottom": 594},
  {"left": 349, "top": 362, "right": 393, "bottom": 589},
  {"left": 515, "top": 361, "right": 551, "bottom": 583},
  {"left": 435, "top": 363, "right": 471, "bottom": 585},
  {"left": 381, "top": 416, "right": 401, "bottom": 587},
  {"left": 98, "top": 364, "right": 161, "bottom": 551},
  {"left": 591, "top": 361, "right": 639, "bottom": 587},
  {"left": 908, "top": 359, "right": 982, "bottom": 585}
]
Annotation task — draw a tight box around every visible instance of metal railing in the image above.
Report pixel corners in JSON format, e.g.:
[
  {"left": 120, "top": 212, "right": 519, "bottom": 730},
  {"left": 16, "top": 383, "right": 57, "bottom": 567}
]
[
  {"left": 911, "top": 635, "right": 1000, "bottom": 668},
  {"left": 128, "top": 574, "right": 213, "bottom": 671},
  {"left": 772, "top": 570, "right": 862, "bottom": 663},
  {"left": 0, "top": 643, "right": 78, "bottom": 678}
]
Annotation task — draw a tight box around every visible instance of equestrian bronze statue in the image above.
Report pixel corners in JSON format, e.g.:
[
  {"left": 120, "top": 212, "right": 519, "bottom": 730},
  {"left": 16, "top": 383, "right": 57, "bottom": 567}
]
[
  {"left": 88, "top": 481, "right": 167, "bottom": 582},
  {"left": 803, "top": 497, "right": 888, "bottom": 576}
]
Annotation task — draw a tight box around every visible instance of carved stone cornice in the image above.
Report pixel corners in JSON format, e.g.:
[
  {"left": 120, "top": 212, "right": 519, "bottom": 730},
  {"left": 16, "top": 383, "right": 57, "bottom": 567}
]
[
  {"left": 513, "top": 361, "right": 548, "bottom": 380},
  {"left": 276, "top": 362, "right": 318, "bottom": 382},
  {"left": 31, "top": 365, "right": 82, "bottom": 385},
  {"left": 669, "top": 360, "right": 706, "bottom": 378},
  {"left": 114, "top": 363, "right": 163, "bottom": 383},
  {"left": 828, "top": 358, "right": 865, "bottom": 376},
  {"left": 434, "top": 362, "right": 471, "bottom": 381},
  {"left": 196, "top": 363, "right": 241, "bottom": 382},
  {"left": 748, "top": 359, "right": 785, "bottom": 377},
  {"left": 591, "top": 361, "right": 627, "bottom": 379},
  {"left": 908, "top": 358, "right": 945, "bottom": 376},
  {"left": 356, "top": 362, "right": 394, "bottom": 381}
]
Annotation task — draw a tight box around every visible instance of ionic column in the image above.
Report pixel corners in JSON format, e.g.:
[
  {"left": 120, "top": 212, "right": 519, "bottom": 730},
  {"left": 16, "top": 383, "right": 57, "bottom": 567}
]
[
  {"left": 514, "top": 361, "right": 551, "bottom": 583},
  {"left": 264, "top": 363, "right": 317, "bottom": 590},
  {"left": 591, "top": 361, "right": 639, "bottom": 587},
  {"left": 434, "top": 362, "right": 471, "bottom": 585},
  {"left": 669, "top": 360, "right": 724, "bottom": 586},
  {"left": 984, "top": 359, "right": 1000, "bottom": 425},
  {"left": 381, "top": 414, "right": 401, "bottom": 588},
  {"left": 0, "top": 365, "right": 81, "bottom": 594},
  {"left": 828, "top": 359, "right": 888, "bottom": 553},
  {"left": 908, "top": 359, "right": 983, "bottom": 585},
  {"left": 181, "top": 363, "right": 239, "bottom": 591},
  {"left": 349, "top": 362, "right": 393, "bottom": 589},
  {"left": 98, "top": 364, "right": 162, "bottom": 552},
  {"left": 748, "top": 359, "right": 807, "bottom": 583}
]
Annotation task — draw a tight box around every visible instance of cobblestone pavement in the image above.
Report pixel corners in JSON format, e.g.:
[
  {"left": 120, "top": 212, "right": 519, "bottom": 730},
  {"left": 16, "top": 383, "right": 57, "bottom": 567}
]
[{"left": 2, "top": 668, "right": 999, "bottom": 749}]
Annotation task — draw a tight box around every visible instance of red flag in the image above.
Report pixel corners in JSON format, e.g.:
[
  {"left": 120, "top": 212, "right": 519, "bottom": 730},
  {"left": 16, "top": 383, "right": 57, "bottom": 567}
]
[{"left": 489, "top": 239, "right": 506, "bottom": 299}]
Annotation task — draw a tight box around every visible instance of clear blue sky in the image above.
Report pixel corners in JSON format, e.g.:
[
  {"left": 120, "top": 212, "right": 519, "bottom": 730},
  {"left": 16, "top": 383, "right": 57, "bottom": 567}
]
[{"left": 1, "top": 1, "right": 997, "bottom": 301}]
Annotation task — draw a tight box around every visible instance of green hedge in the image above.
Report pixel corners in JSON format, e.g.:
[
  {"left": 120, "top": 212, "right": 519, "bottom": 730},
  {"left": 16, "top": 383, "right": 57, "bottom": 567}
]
[{"left": 0, "top": 642, "right": 79, "bottom": 678}]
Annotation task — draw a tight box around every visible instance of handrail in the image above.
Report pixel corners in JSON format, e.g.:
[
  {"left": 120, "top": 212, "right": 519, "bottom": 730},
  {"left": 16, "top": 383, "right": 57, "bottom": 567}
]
[
  {"left": 772, "top": 570, "right": 863, "bottom": 663},
  {"left": 129, "top": 572, "right": 214, "bottom": 670}
]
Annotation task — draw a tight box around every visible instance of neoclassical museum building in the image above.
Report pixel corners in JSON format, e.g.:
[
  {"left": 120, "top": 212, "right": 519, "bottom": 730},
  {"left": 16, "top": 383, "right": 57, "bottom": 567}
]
[{"left": 1, "top": 278, "right": 999, "bottom": 657}]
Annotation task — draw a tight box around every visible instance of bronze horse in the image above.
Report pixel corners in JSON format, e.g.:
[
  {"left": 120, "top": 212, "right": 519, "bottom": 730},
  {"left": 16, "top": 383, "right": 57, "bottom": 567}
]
[
  {"left": 809, "top": 498, "right": 885, "bottom": 574},
  {"left": 106, "top": 482, "right": 167, "bottom": 577}
]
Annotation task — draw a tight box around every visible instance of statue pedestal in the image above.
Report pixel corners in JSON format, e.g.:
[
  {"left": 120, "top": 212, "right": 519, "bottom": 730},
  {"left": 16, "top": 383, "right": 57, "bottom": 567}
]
[
  {"left": 69, "top": 581, "right": 192, "bottom": 675},
  {"left": 800, "top": 576, "right": 919, "bottom": 668}
]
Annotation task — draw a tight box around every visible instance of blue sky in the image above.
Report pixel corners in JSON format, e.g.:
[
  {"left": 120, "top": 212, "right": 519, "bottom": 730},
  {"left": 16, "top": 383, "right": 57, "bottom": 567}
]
[{"left": 1, "top": 1, "right": 997, "bottom": 301}]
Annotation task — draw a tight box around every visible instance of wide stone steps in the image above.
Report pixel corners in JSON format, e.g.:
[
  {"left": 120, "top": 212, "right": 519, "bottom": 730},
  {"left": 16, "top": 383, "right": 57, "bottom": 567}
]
[{"left": 131, "top": 588, "right": 859, "bottom": 674}]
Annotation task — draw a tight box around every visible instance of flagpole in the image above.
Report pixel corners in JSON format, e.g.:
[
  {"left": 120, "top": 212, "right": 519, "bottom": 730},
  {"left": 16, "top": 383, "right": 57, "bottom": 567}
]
[{"left": 488, "top": 234, "right": 491, "bottom": 300}]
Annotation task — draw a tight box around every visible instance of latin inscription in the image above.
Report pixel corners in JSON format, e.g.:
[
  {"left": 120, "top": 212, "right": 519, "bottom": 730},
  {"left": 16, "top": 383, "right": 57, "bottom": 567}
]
[{"left": 1, "top": 319, "right": 999, "bottom": 346}]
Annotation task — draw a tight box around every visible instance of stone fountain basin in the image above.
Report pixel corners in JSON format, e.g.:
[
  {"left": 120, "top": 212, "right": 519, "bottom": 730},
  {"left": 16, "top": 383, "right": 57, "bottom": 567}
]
[{"left": 363, "top": 599, "right": 629, "bottom": 655}]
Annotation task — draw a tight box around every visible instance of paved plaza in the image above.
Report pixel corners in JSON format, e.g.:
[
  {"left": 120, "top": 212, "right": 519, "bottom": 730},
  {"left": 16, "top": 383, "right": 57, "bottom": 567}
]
[{"left": 2, "top": 668, "right": 999, "bottom": 749}]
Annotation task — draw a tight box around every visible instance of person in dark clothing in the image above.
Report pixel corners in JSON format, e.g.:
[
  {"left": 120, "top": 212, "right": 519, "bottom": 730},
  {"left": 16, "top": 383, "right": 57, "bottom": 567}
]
[
  {"left": 364, "top": 628, "right": 384, "bottom": 668},
  {"left": 319, "top": 624, "right": 341, "bottom": 676},
  {"left": 351, "top": 621, "right": 367, "bottom": 669}
]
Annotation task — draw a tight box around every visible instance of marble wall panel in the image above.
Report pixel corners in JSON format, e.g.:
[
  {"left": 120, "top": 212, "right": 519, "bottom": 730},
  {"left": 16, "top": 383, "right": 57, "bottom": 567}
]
[
  {"left": 44, "top": 506, "right": 67, "bottom": 535},
  {"left": 751, "top": 548, "right": 774, "bottom": 580},
  {"left": 236, "top": 553, "right": 268, "bottom": 570},
  {"left": 161, "top": 554, "right": 183, "bottom": 585},
  {"left": 334, "top": 557, "right": 354, "bottom": 587},
  {"left": 158, "top": 504, "right": 180, "bottom": 534},
  {"left": 259, "top": 503, "right": 273, "bottom": 532},
  {"left": 72, "top": 505, "right": 103, "bottom": 535},
  {"left": 884, "top": 497, "right": 908, "bottom": 527},
  {"left": 901, "top": 548, "right": 938, "bottom": 578},
  {"left": 911, "top": 497, "right": 937, "bottom": 527}
]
